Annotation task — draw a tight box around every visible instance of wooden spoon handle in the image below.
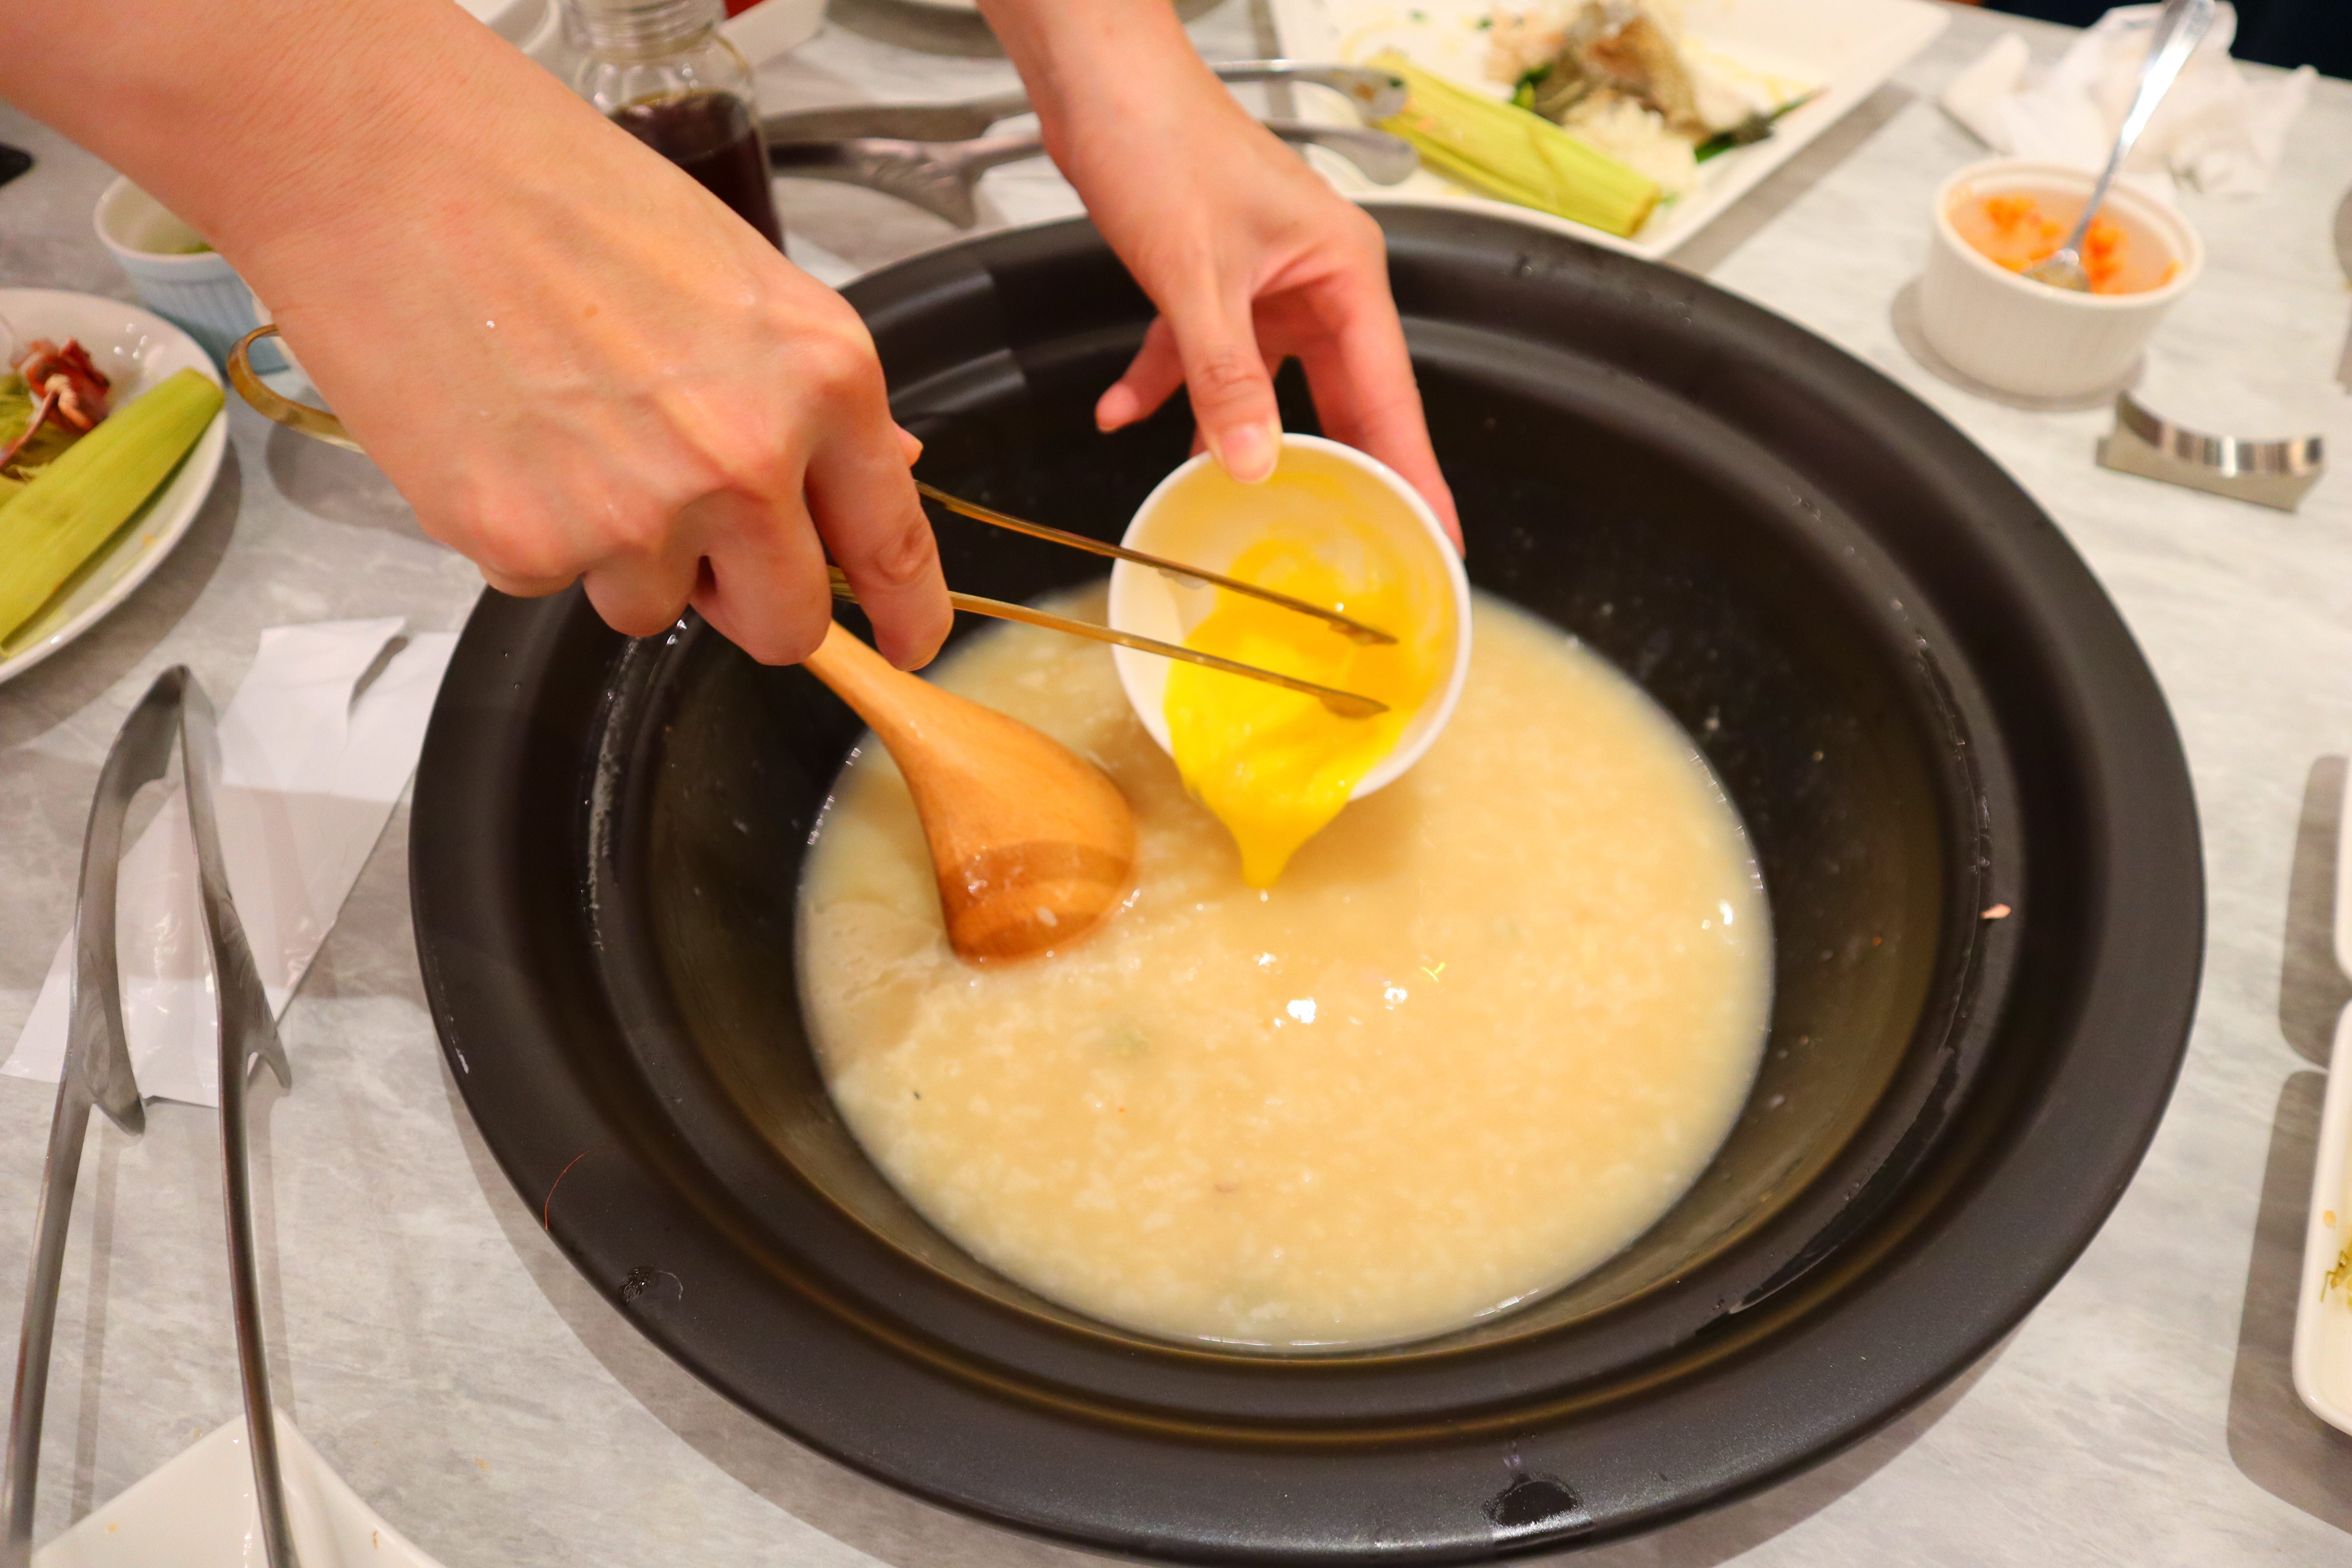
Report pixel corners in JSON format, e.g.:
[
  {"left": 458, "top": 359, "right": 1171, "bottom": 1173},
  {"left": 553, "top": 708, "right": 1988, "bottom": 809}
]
[{"left": 799, "top": 620, "right": 913, "bottom": 739}]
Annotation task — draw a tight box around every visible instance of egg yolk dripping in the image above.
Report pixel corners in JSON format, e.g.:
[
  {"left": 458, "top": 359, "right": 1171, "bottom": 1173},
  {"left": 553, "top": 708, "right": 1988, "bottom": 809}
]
[{"left": 1165, "top": 537, "right": 1439, "bottom": 887}]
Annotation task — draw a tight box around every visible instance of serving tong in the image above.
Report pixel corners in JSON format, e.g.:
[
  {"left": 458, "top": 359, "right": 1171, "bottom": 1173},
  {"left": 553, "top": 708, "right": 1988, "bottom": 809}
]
[
  {"left": 2, "top": 669, "right": 299, "bottom": 1568},
  {"left": 764, "top": 60, "right": 1408, "bottom": 143},
  {"left": 763, "top": 60, "right": 1418, "bottom": 229},
  {"left": 226, "top": 328, "right": 1396, "bottom": 718}
]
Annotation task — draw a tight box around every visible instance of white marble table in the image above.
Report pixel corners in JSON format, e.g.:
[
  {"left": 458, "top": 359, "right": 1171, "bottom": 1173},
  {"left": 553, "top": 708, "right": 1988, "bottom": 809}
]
[{"left": 4, "top": 4, "right": 2350, "bottom": 1563}]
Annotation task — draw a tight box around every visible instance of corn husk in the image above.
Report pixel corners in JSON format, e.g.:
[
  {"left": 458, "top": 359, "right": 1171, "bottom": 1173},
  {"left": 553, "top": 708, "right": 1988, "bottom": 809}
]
[
  {"left": 0, "top": 367, "right": 222, "bottom": 642},
  {"left": 1374, "top": 52, "right": 1662, "bottom": 239}
]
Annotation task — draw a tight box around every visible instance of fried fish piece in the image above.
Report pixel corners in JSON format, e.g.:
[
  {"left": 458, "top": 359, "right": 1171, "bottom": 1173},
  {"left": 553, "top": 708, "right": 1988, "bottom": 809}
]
[{"left": 1526, "top": 2, "right": 1704, "bottom": 134}]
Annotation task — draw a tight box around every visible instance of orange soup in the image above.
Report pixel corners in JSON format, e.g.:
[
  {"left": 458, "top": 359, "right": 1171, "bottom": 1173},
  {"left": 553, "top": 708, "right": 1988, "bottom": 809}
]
[{"left": 1949, "top": 191, "right": 2180, "bottom": 296}]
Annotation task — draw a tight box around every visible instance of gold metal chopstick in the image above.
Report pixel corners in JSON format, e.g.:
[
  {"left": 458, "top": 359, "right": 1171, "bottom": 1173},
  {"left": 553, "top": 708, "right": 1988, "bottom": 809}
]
[
  {"left": 825, "top": 569, "right": 1388, "bottom": 719},
  {"left": 217, "top": 325, "right": 1397, "bottom": 653},
  {"left": 913, "top": 480, "right": 1398, "bottom": 647}
]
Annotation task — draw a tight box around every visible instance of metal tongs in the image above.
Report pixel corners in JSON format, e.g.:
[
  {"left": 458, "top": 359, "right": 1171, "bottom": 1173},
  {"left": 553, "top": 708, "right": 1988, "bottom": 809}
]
[
  {"left": 1, "top": 670, "right": 300, "bottom": 1567},
  {"left": 764, "top": 60, "right": 1417, "bottom": 229}
]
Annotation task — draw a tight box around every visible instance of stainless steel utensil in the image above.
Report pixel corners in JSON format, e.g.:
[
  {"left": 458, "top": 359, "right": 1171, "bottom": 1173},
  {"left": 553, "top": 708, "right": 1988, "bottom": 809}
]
[
  {"left": 760, "top": 59, "right": 1408, "bottom": 145},
  {"left": 0, "top": 668, "right": 298, "bottom": 1568},
  {"left": 2332, "top": 186, "right": 2351, "bottom": 391},
  {"left": 2095, "top": 389, "right": 2326, "bottom": 510},
  {"left": 769, "top": 117, "right": 1416, "bottom": 229},
  {"left": 2024, "top": 0, "right": 2214, "bottom": 292}
]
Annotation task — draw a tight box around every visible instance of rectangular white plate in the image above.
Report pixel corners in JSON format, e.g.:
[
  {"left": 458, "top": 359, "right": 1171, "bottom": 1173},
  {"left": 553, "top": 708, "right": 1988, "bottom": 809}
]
[
  {"left": 2293, "top": 766, "right": 2352, "bottom": 1437},
  {"left": 2294, "top": 1008, "right": 2352, "bottom": 1436},
  {"left": 1269, "top": 0, "right": 1949, "bottom": 260}
]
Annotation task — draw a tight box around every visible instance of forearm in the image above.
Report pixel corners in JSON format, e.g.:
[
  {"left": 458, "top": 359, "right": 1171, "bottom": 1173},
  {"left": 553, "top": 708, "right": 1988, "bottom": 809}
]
[
  {"left": 978, "top": 0, "right": 1247, "bottom": 181},
  {"left": 0, "top": 0, "right": 612, "bottom": 286}
]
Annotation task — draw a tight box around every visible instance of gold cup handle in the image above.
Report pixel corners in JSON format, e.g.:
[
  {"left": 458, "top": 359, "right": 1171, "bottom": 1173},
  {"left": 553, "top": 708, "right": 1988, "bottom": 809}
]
[{"left": 226, "top": 325, "right": 363, "bottom": 452}]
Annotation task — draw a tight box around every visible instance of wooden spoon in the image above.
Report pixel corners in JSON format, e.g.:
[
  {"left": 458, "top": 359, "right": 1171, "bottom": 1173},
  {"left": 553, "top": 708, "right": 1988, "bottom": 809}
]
[{"left": 802, "top": 621, "right": 1136, "bottom": 962}]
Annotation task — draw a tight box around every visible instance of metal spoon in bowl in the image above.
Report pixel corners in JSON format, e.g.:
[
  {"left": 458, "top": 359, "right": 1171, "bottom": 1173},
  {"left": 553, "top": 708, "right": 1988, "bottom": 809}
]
[{"left": 2024, "top": 0, "right": 2214, "bottom": 293}]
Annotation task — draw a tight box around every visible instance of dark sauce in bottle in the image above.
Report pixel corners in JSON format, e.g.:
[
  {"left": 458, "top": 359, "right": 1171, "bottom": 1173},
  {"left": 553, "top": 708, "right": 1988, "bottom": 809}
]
[{"left": 610, "top": 91, "right": 784, "bottom": 250}]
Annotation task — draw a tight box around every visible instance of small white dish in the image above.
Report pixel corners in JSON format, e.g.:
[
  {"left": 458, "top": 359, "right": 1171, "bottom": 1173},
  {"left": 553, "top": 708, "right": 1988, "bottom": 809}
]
[
  {"left": 1106, "top": 434, "right": 1471, "bottom": 799},
  {"left": 34, "top": 1411, "right": 447, "bottom": 1568},
  {"left": 1919, "top": 158, "right": 2202, "bottom": 401},
  {"left": 2292, "top": 766, "right": 2352, "bottom": 1437},
  {"left": 0, "top": 288, "right": 229, "bottom": 687}
]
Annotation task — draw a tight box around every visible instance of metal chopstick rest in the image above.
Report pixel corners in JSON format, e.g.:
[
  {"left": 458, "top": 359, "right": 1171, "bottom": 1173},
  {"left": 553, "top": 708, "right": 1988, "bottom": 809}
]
[
  {"left": 2095, "top": 390, "right": 2325, "bottom": 512},
  {"left": 1, "top": 667, "right": 300, "bottom": 1568}
]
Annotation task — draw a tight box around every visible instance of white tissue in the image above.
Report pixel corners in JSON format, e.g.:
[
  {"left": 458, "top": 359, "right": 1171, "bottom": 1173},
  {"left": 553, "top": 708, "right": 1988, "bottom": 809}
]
[
  {"left": 1941, "top": 3, "right": 2314, "bottom": 198},
  {"left": 3, "top": 619, "right": 457, "bottom": 1107}
]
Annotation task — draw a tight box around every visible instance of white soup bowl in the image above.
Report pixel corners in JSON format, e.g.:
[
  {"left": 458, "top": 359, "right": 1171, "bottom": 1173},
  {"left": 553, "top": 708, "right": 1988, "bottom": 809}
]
[{"left": 1920, "top": 157, "right": 2202, "bottom": 401}]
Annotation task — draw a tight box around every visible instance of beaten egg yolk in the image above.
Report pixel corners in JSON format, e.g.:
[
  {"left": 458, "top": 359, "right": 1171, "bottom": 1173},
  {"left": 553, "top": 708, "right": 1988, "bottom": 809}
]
[{"left": 1165, "top": 536, "right": 1439, "bottom": 887}]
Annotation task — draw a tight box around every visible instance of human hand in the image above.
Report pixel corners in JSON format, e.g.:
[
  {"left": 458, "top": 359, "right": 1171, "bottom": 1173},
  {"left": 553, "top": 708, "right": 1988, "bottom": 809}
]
[
  {"left": 254, "top": 104, "right": 949, "bottom": 668},
  {"left": 2, "top": 0, "right": 950, "bottom": 669},
  {"left": 985, "top": 0, "right": 1460, "bottom": 547}
]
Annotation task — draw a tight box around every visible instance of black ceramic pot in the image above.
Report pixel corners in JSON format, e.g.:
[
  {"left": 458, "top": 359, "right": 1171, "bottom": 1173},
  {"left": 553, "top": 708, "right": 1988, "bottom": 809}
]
[{"left": 410, "top": 211, "right": 2202, "bottom": 1563}]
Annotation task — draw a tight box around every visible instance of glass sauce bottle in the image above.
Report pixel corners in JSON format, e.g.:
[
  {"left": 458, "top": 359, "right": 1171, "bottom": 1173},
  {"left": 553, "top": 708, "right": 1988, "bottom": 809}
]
[{"left": 562, "top": 0, "right": 785, "bottom": 250}]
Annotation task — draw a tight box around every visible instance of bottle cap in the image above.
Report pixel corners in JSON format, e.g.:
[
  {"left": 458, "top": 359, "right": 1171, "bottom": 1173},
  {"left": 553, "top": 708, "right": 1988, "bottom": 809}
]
[{"left": 561, "top": 0, "right": 723, "bottom": 62}]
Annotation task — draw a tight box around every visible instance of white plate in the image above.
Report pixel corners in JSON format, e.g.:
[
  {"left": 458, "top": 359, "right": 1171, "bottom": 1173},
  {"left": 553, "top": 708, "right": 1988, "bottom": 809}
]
[
  {"left": 34, "top": 1412, "right": 448, "bottom": 1568},
  {"left": 0, "top": 288, "right": 228, "bottom": 687},
  {"left": 2295, "top": 1007, "right": 2352, "bottom": 1436},
  {"left": 1268, "top": 0, "right": 1949, "bottom": 260},
  {"left": 2292, "top": 766, "right": 2352, "bottom": 1437}
]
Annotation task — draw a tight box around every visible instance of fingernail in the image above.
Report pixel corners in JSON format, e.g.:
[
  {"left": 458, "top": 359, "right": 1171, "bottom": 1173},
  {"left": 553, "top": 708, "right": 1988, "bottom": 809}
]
[
  {"left": 1216, "top": 419, "right": 1281, "bottom": 484},
  {"left": 1096, "top": 387, "right": 1138, "bottom": 432}
]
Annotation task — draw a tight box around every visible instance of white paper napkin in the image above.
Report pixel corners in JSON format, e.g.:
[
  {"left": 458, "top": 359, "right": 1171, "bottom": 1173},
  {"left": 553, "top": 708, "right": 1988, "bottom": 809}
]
[
  {"left": 1942, "top": 3, "right": 2315, "bottom": 198},
  {"left": 4, "top": 619, "right": 457, "bottom": 1107}
]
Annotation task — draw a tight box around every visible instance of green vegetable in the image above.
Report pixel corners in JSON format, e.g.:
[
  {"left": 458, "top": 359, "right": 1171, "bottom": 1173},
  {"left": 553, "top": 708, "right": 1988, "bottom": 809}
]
[
  {"left": 1373, "top": 53, "right": 1661, "bottom": 239},
  {"left": 0, "top": 367, "right": 221, "bottom": 642},
  {"left": 1510, "top": 63, "right": 1551, "bottom": 112},
  {"left": 1693, "top": 91, "right": 1818, "bottom": 164}
]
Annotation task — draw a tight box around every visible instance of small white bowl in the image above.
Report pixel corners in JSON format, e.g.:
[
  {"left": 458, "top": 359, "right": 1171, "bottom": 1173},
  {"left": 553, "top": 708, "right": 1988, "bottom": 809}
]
[
  {"left": 1919, "top": 158, "right": 2203, "bottom": 401},
  {"left": 93, "top": 177, "right": 279, "bottom": 371},
  {"left": 1107, "top": 434, "right": 1472, "bottom": 799}
]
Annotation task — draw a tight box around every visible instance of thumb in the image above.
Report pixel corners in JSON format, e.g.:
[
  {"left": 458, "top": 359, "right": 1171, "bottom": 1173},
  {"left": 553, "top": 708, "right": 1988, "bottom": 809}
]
[{"left": 1174, "top": 302, "right": 1282, "bottom": 485}]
